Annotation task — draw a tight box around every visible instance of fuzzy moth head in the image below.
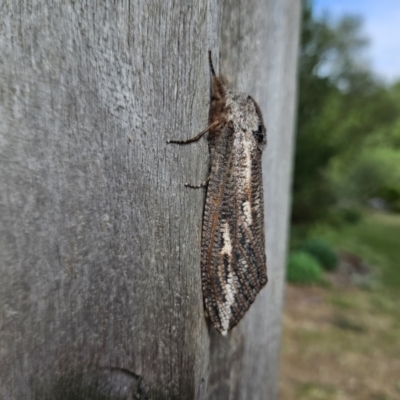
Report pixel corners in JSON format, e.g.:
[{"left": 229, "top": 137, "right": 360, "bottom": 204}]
[{"left": 207, "top": 52, "right": 267, "bottom": 150}]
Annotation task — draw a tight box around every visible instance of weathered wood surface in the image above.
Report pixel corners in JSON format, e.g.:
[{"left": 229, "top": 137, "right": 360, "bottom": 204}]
[
  {"left": 209, "top": 1, "right": 301, "bottom": 399},
  {"left": 0, "top": 1, "right": 299, "bottom": 399}
]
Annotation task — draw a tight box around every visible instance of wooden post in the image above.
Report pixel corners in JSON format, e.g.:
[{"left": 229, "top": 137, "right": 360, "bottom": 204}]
[
  {"left": 209, "top": 1, "right": 300, "bottom": 399},
  {"left": 0, "top": 1, "right": 299, "bottom": 399}
]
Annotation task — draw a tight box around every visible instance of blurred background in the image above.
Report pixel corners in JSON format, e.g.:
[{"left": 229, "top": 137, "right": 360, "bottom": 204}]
[{"left": 279, "top": 1, "right": 400, "bottom": 399}]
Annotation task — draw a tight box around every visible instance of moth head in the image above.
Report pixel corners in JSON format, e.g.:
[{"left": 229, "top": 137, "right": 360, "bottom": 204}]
[{"left": 247, "top": 96, "right": 267, "bottom": 150}]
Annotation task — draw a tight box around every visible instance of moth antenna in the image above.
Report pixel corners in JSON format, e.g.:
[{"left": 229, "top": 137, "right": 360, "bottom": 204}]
[{"left": 208, "top": 50, "right": 216, "bottom": 76}]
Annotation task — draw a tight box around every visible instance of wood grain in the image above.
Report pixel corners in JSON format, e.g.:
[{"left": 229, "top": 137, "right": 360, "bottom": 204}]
[
  {"left": 0, "top": 1, "right": 299, "bottom": 398},
  {"left": 209, "top": 0, "right": 301, "bottom": 399}
]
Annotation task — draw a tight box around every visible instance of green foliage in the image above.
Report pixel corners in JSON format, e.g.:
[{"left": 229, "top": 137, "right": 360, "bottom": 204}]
[
  {"left": 335, "top": 207, "right": 363, "bottom": 224},
  {"left": 292, "top": 1, "right": 400, "bottom": 224},
  {"left": 328, "top": 147, "right": 400, "bottom": 205},
  {"left": 287, "top": 251, "right": 324, "bottom": 284},
  {"left": 377, "top": 186, "right": 400, "bottom": 212},
  {"left": 300, "top": 238, "right": 338, "bottom": 271}
]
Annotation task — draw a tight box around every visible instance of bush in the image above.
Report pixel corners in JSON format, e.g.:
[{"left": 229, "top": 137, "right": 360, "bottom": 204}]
[
  {"left": 287, "top": 251, "right": 324, "bottom": 284},
  {"left": 375, "top": 186, "right": 400, "bottom": 212},
  {"left": 337, "top": 207, "right": 363, "bottom": 224},
  {"left": 300, "top": 238, "right": 338, "bottom": 271}
]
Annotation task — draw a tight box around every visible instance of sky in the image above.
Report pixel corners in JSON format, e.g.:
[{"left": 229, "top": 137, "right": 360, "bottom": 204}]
[{"left": 313, "top": 0, "right": 400, "bottom": 82}]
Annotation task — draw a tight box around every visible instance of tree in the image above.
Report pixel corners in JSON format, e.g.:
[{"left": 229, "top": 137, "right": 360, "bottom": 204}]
[{"left": 292, "top": 0, "right": 398, "bottom": 223}]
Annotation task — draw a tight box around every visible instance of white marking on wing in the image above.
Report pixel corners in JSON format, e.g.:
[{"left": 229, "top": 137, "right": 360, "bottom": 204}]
[
  {"left": 218, "top": 222, "right": 238, "bottom": 334},
  {"left": 221, "top": 222, "right": 232, "bottom": 256},
  {"left": 243, "top": 200, "right": 252, "bottom": 225}
]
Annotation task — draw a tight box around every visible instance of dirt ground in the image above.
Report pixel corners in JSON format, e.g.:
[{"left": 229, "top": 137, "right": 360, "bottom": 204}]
[{"left": 279, "top": 284, "right": 400, "bottom": 400}]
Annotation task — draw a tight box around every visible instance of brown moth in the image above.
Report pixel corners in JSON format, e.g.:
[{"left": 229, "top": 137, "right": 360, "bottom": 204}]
[{"left": 168, "top": 52, "right": 267, "bottom": 335}]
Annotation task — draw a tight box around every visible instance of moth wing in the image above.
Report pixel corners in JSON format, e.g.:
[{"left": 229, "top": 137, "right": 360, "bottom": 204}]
[{"left": 201, "top": 127, "right": 267, "bottom": 335}]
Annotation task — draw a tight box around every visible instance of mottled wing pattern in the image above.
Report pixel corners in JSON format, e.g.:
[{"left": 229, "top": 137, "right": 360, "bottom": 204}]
[
  {"left": 167, "top": 54, "right": 267, "bottom": 335},
  {"left": 201, "top": 107, "right": 267, "bottom": 335}
]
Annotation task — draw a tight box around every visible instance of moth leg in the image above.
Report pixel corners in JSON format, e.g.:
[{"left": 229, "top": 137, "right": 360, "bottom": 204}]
[
  {"left": 184, "top": 175, "right": 210, "bottom": 189},
  {"left": 167, "top": 120, "right": 219, "bottom": 144}
]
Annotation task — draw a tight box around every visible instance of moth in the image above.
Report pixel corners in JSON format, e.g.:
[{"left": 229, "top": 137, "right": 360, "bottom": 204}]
[{"left": 168, "top": 52, "right": 267, "bottom": 335}]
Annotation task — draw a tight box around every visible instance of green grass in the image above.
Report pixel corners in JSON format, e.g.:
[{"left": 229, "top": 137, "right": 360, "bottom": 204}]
[
  {"left": 310, "top": 212, "right": 400, "bottom": 293},
  {"left": 281, "top": 212, "right": 400, "bottom": 400},
  {"left": 313, "top": 211, "right": 400, "bottom": 355},
  {"left": 296, "top": 382, "right": 337, "bottom": 400},
  {"left": 332, "top": 315, "right": 367, "bottom": 333},
  {"left": 306, "top": 212, "right": 400, "bottom": 346}
]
